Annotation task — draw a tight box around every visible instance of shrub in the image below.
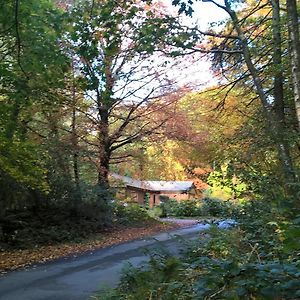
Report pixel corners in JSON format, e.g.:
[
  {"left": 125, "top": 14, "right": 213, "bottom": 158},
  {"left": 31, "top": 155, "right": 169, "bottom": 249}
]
[
  {"left": 147, "top": 206, "right": 164, "bottom": 219},
  {"left": 160, "top": 199, "right": 202, "bottom": 217},
  {"left": 0, "top": 204, "right": 110, "bottom": 249},
  {"left": 0, "top": 182, "right": 115, "bottom": 249},
  {"left": 201, "top": 197, "right": 237, "bottom": 217},
  {"left": 159, "top": 197, "right": 239, "bottom": 218},
  {"left": 113, "top": 202, "right": 151, "bottom": 226},
  {"left": 99, "top": 253, "right": 192, "bottom": 300}
]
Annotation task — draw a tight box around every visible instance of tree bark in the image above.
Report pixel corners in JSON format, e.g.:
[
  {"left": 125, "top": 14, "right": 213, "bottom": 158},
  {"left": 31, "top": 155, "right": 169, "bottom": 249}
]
[
  {"left": 96, "top": 52, "right": 115, "bottom": 189},
  {"left": 271, "top": 0, "right": 285, "bottom": 122},
  {"left": 286, "top": 0, "right": 300, "bottom": 130},
  {"left": 97, "top": 147, "right": 110, "bottom": 188},
  {"left": 71, "top": 78, "right": 81, "bottom": 194},
  {"left": 47, "top": 114, "right": 71, "bottom": 177},
  {"left": 72, "top": 111, "right": 80, "bottom": 189},
  {"left": 97, "top": 104, "right": 111, "bottom": 189}
]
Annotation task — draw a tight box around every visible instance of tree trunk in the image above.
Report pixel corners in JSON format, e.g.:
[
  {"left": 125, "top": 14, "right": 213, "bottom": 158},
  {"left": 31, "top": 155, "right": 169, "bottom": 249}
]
[
  {"left": 97, "top": 103, "right": 111, "bottom": 190},
  {"left": 71, "top": 76, "right": 80, "bottom": 193},
  {"left": 271, "top": 0, "right": 285, "bottom": 122},
  {"left": 47, "top": 114, "right": 71, "bottom": 177},
  {"left": 286, "top": 0, "right": 300, "bottom": 130},
  {"left": 96, "top": 53, "right": 115, "bottom": 190},
  {"left": 97, "top": 147, "right": 110, "bottom": 188}
]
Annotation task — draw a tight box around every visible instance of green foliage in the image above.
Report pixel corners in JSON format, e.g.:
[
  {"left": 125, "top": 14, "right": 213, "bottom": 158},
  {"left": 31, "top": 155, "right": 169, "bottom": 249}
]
[
  {"left": 100, "top": 253, "right": 191, "bottom": 300},
  {"left": 159, "top": 197, "right": 238, "bottom": 218},
  {"left": 114, "top": 203, "right": 152, "bottom": 226},
  {"left": 201, "top": 197, "right": 237, "bottom": 217},
  {"left": 147, "top": 206, "right": 164, "bottom": 219},
  {"left": 281, "top": 215, "right": 300, "bottom": 254},
  {"left": 207, "top": 167, "right": 247, "bottom": 200},
  {"left": 0, "top": 0, "right": 68, "bottom": 211},
  {"left": 0, "top": 138, "right": 48, "bottom": 191},
  {"left": 1, "top": 205, "right": 106, "bottom": 249},
  {"left": 160, "top": 199, "right": 200, "bottom": 217},
  {"left": 190, "top": 258, "right": 300, "bottom": 299},
  {"left": 0, "top": 181, "right": 114, "bottom": 249}
]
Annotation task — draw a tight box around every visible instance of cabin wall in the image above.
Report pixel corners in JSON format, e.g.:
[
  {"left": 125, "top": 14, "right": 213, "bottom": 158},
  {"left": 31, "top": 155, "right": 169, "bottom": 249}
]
[
  {"left": 149, "top": 193, "right": 160, "bottom": 208},
  {"left": 113, "top": 187, "right": 145, "bottom": 205},
  {"left": 136, "top": 190, "right": 146, "bottom": 204},
  {"left": 126, "top": 188, "right": 145, "bottom": 204}
]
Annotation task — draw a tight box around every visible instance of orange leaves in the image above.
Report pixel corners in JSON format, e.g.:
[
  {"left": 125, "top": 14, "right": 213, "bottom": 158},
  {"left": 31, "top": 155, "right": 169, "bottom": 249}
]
[
  {"left": 193, "top": 178, "right": 209, "bottom": 191},
  {"left": 193, "top": 167, "right": 211, "bottom": 176}
]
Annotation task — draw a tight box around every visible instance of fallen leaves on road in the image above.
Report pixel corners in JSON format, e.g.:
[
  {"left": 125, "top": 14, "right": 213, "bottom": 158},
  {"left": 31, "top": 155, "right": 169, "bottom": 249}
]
[{"left": 0, "top": 221, "right": 178, "bottom": 274}]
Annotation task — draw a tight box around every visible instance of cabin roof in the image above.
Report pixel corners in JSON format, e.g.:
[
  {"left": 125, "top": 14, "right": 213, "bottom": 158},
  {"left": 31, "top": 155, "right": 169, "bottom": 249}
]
[
  {"left": 146, "top": 180, "right": 194, "bottom": 191},
  {"left": 110, "top": 173, "right": 194, "bottom": 192}
]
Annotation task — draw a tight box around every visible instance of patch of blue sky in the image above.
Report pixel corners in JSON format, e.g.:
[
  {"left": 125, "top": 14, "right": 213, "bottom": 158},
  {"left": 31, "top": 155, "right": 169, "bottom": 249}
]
[{"left": 161, "top": 0, "right": 229, "bottom": 88}]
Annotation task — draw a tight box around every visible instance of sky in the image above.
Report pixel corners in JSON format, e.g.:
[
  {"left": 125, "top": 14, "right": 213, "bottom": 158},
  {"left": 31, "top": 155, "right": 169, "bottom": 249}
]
[
  {"left": 160, "top": 0, "right": 228, "bottom": 30},
  {"left": 179, "top": 1, "right": 227, "bottom": 30},
  {"left": 162, "top": 0, "right": 228, "bottom": 89}
]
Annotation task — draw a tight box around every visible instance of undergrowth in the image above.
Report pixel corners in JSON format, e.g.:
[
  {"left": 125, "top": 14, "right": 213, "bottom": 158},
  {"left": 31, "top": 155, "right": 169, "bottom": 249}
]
[
  {"left": 158, "top": 197, "right": 239, "bottom": 218},
  {"left": 0, "top": 202, "right": 152, "bottom": 250}
]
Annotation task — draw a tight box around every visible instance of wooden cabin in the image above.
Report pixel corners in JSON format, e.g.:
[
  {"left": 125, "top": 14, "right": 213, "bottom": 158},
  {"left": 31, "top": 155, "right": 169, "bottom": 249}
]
[{"left": 110, "top": 173, "right": 201, "bottom": 207}]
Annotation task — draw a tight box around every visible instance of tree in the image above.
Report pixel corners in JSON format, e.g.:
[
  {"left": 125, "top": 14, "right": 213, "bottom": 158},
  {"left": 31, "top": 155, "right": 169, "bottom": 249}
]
[
  {"left": 66, "top": 0, "right": 190, "bottom": 189},
  {"left": 0, "top": 0, "right": 68, "bottom": 203},
  {"left": 286, "top": 0, "right": 300, "bottom": 129}
]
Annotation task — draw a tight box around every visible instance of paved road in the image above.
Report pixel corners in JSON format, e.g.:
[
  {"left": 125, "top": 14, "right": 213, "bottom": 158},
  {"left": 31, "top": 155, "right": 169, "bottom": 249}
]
[{"left": 0, "top": 224, "right": 206, "bottom": 300}]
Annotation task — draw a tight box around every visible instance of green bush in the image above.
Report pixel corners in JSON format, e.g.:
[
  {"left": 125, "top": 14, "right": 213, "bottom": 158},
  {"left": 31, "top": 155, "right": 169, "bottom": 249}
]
[
  {"left": 99, "top": 253, "right": 191, "bottom": 300},
  {"left": 1, "top": 204, "right": 110, "bottom": 249},
  {"left": 159, "top": 197, "right": 239, "bottom": 218},
  {"left": 201, "top": 197, "right": 238, "bottom": 217},
  {"left": 100, "top": 253, "right": 300, "bottom": 300},
  {"left": 147, "top": 206, "right": 164, "bottom": 219},
  {"left": 160, "top": 199, "right": 201, "bottom": 217},
  {"left": 113, "top": 202, "right": 151, "bottom": 225},
  {"left": 0, "top": 182, "right": 115, "bottom": 249}
]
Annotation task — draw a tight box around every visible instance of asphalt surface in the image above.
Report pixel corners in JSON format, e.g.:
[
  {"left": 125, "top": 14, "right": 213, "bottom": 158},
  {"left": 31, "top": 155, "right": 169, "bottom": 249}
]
[{"left": 0, "top": 224, "right": 207, "bottom": 300}]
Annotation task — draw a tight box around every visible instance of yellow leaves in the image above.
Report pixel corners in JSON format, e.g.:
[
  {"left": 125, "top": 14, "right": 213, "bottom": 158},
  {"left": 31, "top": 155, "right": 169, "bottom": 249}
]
[{"left": 145, "top": 141, "right": 187, "bottom": 180}]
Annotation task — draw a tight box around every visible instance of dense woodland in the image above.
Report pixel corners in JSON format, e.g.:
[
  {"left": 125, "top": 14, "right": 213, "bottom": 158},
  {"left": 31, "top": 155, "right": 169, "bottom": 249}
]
[{"left": 0, "top": 0, "right": 300, "bottom": 297}]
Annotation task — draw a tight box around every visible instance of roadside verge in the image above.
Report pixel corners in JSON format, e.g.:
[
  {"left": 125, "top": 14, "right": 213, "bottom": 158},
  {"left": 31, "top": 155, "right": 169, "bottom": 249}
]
[{"left": 0, "top": 221, "right": 178, "bottom": 274}]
